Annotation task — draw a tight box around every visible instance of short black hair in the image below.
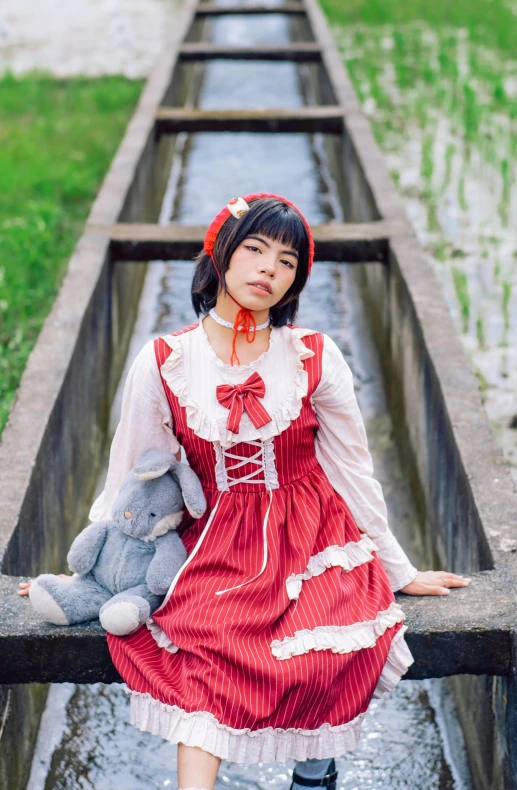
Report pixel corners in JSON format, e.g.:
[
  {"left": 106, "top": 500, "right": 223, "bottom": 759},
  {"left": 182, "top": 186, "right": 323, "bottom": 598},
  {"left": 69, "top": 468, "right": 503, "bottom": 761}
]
[{"left": 191, "top": 197, "right": 311, "bottom": 326}]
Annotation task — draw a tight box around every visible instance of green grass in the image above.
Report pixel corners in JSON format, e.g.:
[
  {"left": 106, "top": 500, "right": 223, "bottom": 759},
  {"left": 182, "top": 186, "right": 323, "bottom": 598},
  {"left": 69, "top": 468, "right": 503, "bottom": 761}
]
[
  {"left": 0, "top": 72, "right": 143, "bottom": 435},
  {"left": 319, "top": 0, "right": 517, "bottom": 58},
  {"left": 323, "top": 0, "right": 517, "bottom": 361},
  {"left": 502, "top": 280, "right": 512, "bottom": 334},
  {"left": 451, "top": 267, "right": 470, "bottom": 332}
]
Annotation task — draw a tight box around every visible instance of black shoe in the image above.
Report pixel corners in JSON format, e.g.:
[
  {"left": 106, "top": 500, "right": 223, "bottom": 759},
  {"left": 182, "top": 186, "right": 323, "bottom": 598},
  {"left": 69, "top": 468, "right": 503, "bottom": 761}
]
[{"left": 289, "top": 758, "right": 338, "bottom": 789}]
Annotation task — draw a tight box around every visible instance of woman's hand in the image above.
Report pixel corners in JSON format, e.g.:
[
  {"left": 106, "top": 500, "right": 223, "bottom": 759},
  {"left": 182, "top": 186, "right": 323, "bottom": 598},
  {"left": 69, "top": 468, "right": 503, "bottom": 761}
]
[
  {"left": 400, "top": 570, "right": 471, "bottom": 596},
  {"left": 17, "top": 574, "right": 72, "bottom": 597}
]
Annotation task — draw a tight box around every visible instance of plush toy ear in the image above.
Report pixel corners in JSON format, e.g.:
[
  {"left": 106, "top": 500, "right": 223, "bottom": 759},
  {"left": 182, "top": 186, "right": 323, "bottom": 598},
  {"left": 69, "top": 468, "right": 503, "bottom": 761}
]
[
  {"left": 171, "top": 463, "right": 207, "bottom": 519},
  {"left": 133, "top": 449, "right": 207, "bottom": 519},
  {"left": 133, "top": 449, "right": 177, "bottom": 481}
]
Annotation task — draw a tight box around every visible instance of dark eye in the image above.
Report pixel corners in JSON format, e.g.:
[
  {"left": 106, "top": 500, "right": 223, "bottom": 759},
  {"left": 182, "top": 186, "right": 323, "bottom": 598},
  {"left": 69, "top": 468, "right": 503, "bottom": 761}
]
[
  {"left": 281, "top": 259, "right": 295, "bottom": 268},
  {"left": 245, "top": 244, "right": 260, "bottom": 252},
  {"left": 150, "top": 512, "right": 156, "bottom": 517}
]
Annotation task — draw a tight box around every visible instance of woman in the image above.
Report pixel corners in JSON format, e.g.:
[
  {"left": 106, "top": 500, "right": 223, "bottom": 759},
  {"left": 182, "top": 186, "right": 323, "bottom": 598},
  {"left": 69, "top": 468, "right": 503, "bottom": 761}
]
[{"left": 20, "top": 193, "right": 469, "bottom": 790}]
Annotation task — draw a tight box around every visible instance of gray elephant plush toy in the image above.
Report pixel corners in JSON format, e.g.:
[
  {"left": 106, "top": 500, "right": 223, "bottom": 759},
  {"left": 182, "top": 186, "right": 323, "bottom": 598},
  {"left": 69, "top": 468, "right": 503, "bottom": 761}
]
[{"left": 28, "top": 449, "right": 206, "bottom": 636}]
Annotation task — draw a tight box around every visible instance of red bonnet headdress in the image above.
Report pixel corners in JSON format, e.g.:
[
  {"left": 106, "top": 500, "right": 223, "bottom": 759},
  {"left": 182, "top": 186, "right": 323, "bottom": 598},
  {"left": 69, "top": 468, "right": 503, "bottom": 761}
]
[{"left": 203, "top": 192, "right": 314, "bottom": 273}]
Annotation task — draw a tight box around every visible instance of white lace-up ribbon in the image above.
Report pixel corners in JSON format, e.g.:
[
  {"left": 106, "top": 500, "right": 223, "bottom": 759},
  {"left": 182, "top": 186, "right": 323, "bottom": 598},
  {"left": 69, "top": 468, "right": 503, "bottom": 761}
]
[{"left": 153, "top": 442, "right": 275, "bottom": 610}]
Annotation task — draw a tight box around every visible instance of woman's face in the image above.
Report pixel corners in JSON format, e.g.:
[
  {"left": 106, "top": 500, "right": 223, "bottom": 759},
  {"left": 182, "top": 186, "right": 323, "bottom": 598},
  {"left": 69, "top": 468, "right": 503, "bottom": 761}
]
[{"left": 224, "top": 234, "right": 298, "bottom": 311}]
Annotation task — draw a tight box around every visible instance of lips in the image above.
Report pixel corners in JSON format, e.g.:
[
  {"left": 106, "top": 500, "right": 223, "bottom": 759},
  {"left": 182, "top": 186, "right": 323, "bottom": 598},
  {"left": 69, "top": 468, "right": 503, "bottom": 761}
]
[{"left": 248, "top": 280, "right": 272, "bottom": 294}]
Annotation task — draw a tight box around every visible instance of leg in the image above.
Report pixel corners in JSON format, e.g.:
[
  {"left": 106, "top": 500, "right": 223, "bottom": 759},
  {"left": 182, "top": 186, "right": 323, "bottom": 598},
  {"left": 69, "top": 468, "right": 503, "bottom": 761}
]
[
  {"left": 291, "top": 758, "right": 337, "bottom": 789},
  {"left": 99, "top": 584, "right": 162, "bottom": 636},
  {"left": 177, "top": 743, "right": 221, "bottom": 790},
  {"left": 29, "top": 573, "right": 111, "bottom": 625}
]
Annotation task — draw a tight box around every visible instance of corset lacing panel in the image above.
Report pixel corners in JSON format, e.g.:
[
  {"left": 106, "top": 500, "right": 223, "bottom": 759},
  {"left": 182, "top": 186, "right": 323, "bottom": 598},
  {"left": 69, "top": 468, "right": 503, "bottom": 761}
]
[
  {"left": 154, "top": 441, "right": 277, "bottom": 611},
  {"left": 215, "top": 438, "right": 279, "bottom": 493}
]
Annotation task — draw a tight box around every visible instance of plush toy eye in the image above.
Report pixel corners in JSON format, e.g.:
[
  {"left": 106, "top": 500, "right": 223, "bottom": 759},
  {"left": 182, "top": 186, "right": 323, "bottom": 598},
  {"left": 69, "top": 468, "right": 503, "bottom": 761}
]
[
  {"left": 150, "top": 512, "right": 156, "bottom": 517},
  {"left": 124, "top": 510, "right": 132, "bottom": 519}
]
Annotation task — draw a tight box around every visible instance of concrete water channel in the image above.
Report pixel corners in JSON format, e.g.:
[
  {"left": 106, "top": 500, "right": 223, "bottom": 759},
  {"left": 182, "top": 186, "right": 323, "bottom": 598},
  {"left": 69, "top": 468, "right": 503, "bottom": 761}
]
[{"left": 1, "top": 1, "right": 517, "bottom": 788}]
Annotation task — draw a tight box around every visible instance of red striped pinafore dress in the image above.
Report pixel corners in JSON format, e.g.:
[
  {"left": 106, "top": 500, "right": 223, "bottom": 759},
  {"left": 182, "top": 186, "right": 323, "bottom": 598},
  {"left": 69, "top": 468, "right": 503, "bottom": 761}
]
[{"left": 106, "top": 324, "right": 407, "bottom": 764}]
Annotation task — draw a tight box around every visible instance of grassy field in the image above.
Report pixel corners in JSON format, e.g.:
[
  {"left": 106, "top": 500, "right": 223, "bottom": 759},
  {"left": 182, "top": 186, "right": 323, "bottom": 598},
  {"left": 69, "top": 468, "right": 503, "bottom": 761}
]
[
  {"left": 320, "top": 0, "right": 517, "bottom": 56},
  {"left": 320, "top": 0, "right": 517, "bottom": 471},
  {"left": 0, "top": 72, "right": 143, "bottom": 435}
]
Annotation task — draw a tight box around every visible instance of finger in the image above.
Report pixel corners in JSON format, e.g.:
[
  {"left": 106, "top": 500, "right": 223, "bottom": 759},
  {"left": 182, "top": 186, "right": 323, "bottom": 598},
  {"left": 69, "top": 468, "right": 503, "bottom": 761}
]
[
  {"left": 440, "top": 573, "right": 471, "bottom": 587},
  {"left": 17, "top": 588, "right": 29, "bottom": 596},
  {"left": 18, "top": 581, "right": 31, "bottom": 588},
  {"left": 427, "top": 586, "right": 450, "bottom": 596}
]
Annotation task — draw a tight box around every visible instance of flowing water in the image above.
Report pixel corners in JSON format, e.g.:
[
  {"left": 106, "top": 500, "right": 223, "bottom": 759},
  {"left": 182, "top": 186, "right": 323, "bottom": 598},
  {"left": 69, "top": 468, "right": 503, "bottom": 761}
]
[{"left": 27, "top": 5, "right": 472, "bottom": 789}]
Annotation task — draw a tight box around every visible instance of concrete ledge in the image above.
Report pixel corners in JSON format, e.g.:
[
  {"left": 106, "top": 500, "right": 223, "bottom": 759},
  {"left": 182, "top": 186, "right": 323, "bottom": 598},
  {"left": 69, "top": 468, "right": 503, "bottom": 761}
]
[
  {"left": 1, "top": 572, "right": 513, "bottom": 684},
  {"left": 179, "top": 43, "right": 322, "bottom": 61},
  {"left": 0, "top": 575, "right": 121, "bottom": 684},
  {"left": 397, "top": 570, "right": 515, "bottom": 678},
  {"left": 155, "top": 106, "right": 344, "bottom": 134},
  {"left": 196, "top": 3, "right": 306, "bottom": 14},
  {"left": 89, "top": 220, "right": 390, "bottom": 263}
]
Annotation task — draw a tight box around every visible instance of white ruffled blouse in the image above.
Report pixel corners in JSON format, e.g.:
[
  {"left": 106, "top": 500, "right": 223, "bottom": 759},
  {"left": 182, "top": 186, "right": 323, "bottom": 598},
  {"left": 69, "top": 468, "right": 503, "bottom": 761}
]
[{"left": 89, "top": 319, "right": 418, "bottom": 592}]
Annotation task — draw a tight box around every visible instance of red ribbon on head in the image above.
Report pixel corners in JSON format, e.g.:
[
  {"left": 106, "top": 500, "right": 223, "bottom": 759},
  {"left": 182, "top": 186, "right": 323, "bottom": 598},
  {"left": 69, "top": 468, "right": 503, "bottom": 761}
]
[{"left": 216, "top": 372, "right": 272, "bottom": 434}]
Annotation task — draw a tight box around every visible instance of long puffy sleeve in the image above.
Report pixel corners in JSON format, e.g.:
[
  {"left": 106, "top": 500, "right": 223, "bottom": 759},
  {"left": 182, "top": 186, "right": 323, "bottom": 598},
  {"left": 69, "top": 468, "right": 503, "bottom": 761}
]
[
  {"left": 88, "top": 339, "right": 180, "bottom": 523},
  {"left": 312, "top": 334, "right": 418, "bottom": 592}
]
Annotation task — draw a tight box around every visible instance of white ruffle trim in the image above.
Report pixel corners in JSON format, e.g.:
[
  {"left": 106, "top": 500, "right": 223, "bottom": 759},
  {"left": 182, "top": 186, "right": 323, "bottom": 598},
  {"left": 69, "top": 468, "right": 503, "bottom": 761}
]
[
  {"left": 270, "top": 602, "right": 405, "bottom": 660},
  {"left": 373, "top": 625, "right": 414, "bottom": 698},
  {"left": 160, "top": 325, "right": 316, "bottom": 447},
  {"left": 390, "top": 565, "right": 419, "bottom": 593},
  {"left": 126, "top": 687, "right": 366, "bottom": 763},
  {"left": 146, "top": 617, "right": 179, "bottom": 653},
  {"left": 286, "top": 536, "right": 378, "bottom": 600}
]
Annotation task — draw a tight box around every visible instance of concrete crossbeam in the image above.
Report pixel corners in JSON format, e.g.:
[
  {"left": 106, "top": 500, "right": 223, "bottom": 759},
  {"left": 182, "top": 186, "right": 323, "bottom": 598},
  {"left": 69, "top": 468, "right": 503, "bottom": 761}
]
[
  {"left": 179, "top": 43, "right": 322, "bottom": 61},
  {"left": 196, "top": 3, "right": 306, "bottom": 15},
  {"left": 0, "top": 571, "right": 513, "bottom": 684},
  {"left": 92, "top": 220, "right": 389, "bottom": 263},
  {"left": 155, "top": 106, "right": 343, "bottom": 134}
]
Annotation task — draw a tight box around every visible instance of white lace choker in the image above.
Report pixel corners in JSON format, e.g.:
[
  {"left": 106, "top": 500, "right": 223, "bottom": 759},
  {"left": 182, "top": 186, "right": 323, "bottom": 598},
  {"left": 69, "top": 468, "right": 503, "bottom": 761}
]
[{"left": 208, "top": 308, "right": 271, "bottom": 332}]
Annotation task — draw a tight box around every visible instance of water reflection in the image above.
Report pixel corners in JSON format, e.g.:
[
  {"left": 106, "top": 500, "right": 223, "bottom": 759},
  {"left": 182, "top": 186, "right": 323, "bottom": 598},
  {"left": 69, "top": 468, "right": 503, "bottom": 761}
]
[{"left": 38, "top": 680, "right": 457, "bottom": 790}]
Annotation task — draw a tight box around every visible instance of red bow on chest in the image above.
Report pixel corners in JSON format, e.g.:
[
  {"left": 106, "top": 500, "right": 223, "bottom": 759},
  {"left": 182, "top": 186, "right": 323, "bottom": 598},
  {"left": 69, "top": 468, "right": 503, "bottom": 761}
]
[{"left": 216, "top": 372, "right": 272, "bottom": 435}]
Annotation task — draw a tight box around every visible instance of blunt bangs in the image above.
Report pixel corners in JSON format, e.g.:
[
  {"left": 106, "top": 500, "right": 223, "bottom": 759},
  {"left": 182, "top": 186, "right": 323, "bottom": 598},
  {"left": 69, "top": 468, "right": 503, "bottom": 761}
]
[
  {"left": 239, "top": 200, "right": 309, "bottom": 260},
  {"left": 191, "top": 197, "right": 312, "bottom": 326}
]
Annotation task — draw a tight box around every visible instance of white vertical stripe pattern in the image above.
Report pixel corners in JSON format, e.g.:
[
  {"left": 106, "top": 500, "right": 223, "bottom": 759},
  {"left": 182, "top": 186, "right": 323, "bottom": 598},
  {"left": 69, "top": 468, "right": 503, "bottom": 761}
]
[{"left": 101, "top": 324, "right": 414, "bottom": 766}]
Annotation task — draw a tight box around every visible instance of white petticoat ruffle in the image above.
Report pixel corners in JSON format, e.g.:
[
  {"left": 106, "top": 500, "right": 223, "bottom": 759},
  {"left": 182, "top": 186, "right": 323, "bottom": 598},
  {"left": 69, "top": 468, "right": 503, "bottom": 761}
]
[
  {"left": 373, "top": 625, "right": 414, "bottom": 698},
  {"left": 125, "top": 624, "right": 413, "bottom": 764},
  {"left": 146, "top": 617, "right": 178, "bottom": 653},
  {"left": 128, "top": 612, "right": 413, "bottom": 764},
  {"left": 126, "top": 687, "right": 367, "bottom": 764},
  {"left": 270, "top": 602, "right": 405, "bottom": 660},
  {"left": 160, "top": 324, "right": 316, "bottom": 448},
  {"left": 286, "top": 536, "right": 378, "bottom": 600}
]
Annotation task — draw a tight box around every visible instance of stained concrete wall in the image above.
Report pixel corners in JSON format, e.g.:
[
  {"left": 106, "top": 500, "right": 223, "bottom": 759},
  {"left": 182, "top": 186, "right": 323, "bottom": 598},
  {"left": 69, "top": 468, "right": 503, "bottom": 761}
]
[
  {"left": 0, "top": 40, "right": 185, "bottom": 790},
  {"left": 0, "top": 249, "right": 147, "bottom": 790},
  {"left": 0, "top": 4, "right": 199, "bottom": 785},
  {"left": 298, "top": 0, "right": 517, "bottom": 781},
  {"left": 351, "top": 237, "right": 517, "bottom": 790}
]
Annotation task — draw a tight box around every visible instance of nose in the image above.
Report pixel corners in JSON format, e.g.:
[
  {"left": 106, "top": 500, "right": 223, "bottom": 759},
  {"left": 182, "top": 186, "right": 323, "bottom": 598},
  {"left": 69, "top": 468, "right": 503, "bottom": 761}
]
[{"left": 259, "top": 254, "right": 276, "bottom": 277}]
